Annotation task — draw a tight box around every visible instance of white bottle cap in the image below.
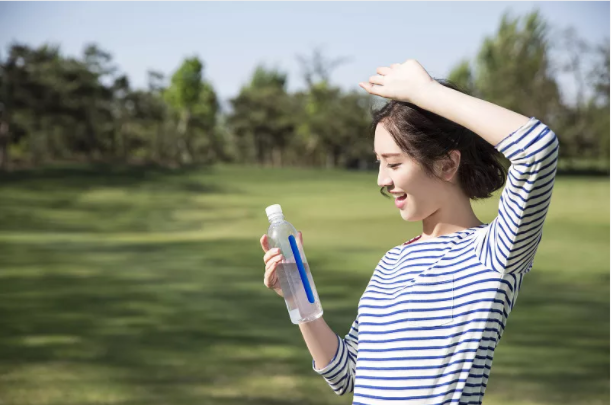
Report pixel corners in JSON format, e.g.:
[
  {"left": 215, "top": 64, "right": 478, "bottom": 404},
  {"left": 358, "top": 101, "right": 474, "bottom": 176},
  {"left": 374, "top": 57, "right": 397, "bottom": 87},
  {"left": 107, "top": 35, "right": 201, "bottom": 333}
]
[{"left": 265, "top": 204, "right": 283, "bottom": 218}]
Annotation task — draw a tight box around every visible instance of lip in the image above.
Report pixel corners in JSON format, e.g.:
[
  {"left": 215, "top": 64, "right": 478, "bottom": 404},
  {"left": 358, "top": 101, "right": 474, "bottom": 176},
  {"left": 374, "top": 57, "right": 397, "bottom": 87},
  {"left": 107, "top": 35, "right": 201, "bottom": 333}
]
[{"left": 394, "top": 194, "right": 407, "bottom": 209}]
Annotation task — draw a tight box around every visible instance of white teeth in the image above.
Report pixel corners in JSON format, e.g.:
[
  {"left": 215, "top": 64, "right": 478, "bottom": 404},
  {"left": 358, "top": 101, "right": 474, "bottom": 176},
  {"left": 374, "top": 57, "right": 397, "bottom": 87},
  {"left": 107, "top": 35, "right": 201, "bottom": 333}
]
[{"left": 393, "top": 194, "right": 406, "bottom": 199}]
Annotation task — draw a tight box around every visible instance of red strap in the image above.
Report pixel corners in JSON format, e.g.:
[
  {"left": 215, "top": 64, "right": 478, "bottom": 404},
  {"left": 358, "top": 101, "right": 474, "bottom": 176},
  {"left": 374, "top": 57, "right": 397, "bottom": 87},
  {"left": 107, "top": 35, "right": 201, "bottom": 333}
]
[{"left": 403, "top": 235, "right": 422, "bottom": 246}]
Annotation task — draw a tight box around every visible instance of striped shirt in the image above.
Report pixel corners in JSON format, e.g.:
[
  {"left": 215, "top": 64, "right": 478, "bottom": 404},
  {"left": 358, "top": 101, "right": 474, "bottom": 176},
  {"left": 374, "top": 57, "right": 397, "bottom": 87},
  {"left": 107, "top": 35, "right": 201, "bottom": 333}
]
[{"left": 312, "top": 117, "right": 559, "bottom": 404}]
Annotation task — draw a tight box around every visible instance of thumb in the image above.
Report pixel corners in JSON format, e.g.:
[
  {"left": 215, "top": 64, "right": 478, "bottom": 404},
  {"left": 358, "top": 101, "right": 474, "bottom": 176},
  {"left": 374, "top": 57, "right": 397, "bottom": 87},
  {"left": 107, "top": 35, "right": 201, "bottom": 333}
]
[{"left": 298, "top": 231, "right": 303, "bottom": 247}]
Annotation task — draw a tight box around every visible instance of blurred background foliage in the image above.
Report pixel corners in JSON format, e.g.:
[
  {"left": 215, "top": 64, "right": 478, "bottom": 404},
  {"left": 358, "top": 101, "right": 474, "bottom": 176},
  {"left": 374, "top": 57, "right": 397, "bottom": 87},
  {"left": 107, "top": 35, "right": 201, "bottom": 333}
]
[{"left": 1, "top": 11, "right": 609, "bottom": 174}]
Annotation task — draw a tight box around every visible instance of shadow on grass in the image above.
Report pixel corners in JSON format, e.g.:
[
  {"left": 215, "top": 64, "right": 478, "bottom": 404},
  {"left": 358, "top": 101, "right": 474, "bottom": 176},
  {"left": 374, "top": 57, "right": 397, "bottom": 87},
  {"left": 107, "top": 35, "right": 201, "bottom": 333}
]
[
  {"left": 0, "top": 162, "right": 214, "bottom": 183},
  {"left": 0, "top": 238, "right": 360, "bottom": 405},
  {"left": 486, "top": 269, "right": 609, "bottom": 403},
  {"left": 0, "top": 236, "right": 608, "bottom": 404},
  {"left": 0, "top": 162, "right": 222, "bottom": 196},
  {"left": 0, "top": 164, "right": 229, "bottom": 234}
]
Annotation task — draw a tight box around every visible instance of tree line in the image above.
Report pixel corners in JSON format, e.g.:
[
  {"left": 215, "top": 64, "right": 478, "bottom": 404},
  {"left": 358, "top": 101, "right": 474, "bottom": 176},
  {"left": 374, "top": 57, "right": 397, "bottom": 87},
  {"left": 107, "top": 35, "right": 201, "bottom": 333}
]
[{"left": 0, "top": 11, "right": 608, "bottom": 172}]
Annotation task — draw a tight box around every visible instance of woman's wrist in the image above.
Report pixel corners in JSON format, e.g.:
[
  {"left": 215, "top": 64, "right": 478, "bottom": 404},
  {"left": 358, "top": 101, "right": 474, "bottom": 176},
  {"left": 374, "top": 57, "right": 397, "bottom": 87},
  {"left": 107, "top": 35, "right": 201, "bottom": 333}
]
[{"left": 409, "top": 79, "right": 448, "bottom": 111}]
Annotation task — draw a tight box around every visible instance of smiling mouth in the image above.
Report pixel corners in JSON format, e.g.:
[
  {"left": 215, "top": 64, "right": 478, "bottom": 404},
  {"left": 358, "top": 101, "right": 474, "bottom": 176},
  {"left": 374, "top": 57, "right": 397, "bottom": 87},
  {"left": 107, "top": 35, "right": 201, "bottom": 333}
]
[{"left": 394, "top": 193, "right": 407, "bottom": 209}]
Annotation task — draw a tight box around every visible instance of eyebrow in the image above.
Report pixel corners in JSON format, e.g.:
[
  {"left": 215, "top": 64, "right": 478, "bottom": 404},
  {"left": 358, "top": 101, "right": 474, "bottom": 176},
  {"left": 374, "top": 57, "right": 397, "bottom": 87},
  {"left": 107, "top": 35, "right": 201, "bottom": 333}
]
[{"left": 373, "top": 151, "right": 402, "bottom": 158}]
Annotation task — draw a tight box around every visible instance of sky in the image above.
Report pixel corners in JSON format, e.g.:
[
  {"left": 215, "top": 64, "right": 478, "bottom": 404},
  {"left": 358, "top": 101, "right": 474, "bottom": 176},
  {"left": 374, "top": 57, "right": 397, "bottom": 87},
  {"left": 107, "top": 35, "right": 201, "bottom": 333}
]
[{"left": 0, "top": 2, "right": 608, "bottom": 106}]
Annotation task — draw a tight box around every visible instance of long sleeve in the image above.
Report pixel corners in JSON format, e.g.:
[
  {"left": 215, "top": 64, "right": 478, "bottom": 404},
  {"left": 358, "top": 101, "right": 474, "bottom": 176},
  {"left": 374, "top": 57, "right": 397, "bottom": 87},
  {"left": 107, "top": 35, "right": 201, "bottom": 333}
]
[
  {"left": 473, "top": 117, "right": 559, "bottom": 275},
  {"left": 311, "top": 318, "right": 359, "bottom": 396}
]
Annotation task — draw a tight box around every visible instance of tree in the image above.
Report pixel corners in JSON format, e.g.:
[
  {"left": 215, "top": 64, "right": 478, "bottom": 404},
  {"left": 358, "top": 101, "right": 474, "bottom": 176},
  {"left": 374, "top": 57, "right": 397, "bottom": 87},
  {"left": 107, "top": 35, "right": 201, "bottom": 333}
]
[
  {"left": 190, "top": 81, "right": 219, "bottom": 164},
  {"left": 0, "top": 48, "right": 14, "bottom": 169},
  {"left": 294, "top": 48, "right": 370, "bottom": 169},
  {"left": 447, "top": 59, "right": 476, "bottom": 95},
  {"left": 163, "top": 57, "right": 204, "bottom": 164},
  {"left": 296, "top": 47, "right": 350, "bottom": 88},
  {"left": 228, "top": 65, "right": 295, "bottom": 167},
  {"left": 449, "top": 11, "right": 608, "bottom": 172},
  {"left": 0, "top": 43, "right": 222, "bottom": 169},
  {"left": 590, "top": 38, "right": 610, "bottom": 106},
  {"left": 475, "top": 11, "right": 562, "bottom": 124},
  {"left": 449, "top": 11, "right": 562, "bottom": 121},
  {"left": 143, "top": 70, "right": 168, "bottom": 163},
  {"left": 587, "top": 39, "right": 610, "bottom": 163}
]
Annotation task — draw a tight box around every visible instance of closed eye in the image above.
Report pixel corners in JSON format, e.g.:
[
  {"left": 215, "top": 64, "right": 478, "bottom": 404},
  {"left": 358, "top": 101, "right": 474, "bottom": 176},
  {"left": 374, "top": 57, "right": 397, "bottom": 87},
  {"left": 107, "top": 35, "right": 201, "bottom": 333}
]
[
  {"left": 388, "top": 163, "right": 401, "bottom": 169},
  {"left": 375, "top": 160, "right": 400, "bottom": 169}
]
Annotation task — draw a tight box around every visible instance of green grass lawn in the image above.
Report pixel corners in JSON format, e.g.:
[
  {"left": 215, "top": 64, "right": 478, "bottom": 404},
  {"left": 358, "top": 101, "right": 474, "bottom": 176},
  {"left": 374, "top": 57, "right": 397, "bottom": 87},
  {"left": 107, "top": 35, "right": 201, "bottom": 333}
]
[{"left": 0, "top": 163, "right": 608, "bottom": 405}]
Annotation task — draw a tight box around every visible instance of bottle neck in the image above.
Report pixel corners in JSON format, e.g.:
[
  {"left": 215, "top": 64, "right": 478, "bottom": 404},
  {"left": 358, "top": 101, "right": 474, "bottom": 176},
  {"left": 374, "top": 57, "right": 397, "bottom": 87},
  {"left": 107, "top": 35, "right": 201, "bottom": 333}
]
[{"left": 268, "top": 214, "right": 285, "bottom": 224}]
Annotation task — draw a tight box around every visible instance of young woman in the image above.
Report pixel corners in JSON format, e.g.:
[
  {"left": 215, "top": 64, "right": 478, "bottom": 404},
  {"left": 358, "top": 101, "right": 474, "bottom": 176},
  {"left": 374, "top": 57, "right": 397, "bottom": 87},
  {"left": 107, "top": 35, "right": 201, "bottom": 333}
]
[{"left": 259, "top": 59, "right": 559, "bottom": 404}]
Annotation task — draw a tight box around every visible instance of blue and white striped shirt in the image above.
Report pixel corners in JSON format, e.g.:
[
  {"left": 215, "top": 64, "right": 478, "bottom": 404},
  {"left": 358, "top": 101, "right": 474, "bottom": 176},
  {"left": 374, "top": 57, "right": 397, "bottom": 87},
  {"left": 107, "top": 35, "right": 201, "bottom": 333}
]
[{"left": 313, "top": 118, "right": 559, "bottom": 404}]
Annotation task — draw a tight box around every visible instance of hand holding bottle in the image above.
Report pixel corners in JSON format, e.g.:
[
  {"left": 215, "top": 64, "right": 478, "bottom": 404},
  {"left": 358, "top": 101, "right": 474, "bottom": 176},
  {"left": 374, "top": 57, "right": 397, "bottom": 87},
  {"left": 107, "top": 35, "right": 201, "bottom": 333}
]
[{"left": 260, "top": 231, "right": 304, "bottom": 297}]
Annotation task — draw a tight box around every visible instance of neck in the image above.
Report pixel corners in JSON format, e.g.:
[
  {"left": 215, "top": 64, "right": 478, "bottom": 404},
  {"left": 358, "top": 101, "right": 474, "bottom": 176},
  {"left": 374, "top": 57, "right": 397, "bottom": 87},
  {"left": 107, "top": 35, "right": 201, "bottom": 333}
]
[{"left": 420, "top": 194, "right": 483, "bottom": 240}]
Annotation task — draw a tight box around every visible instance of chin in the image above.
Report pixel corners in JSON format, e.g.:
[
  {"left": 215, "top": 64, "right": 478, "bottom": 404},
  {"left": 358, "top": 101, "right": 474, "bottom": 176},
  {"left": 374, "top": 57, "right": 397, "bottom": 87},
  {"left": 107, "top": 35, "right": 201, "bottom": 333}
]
[
  {"left": 400, "top": 208, "right": 428, "bottom": 222},
  {"left": 399, "top": 209, "right": 414, "bottom": 221}
]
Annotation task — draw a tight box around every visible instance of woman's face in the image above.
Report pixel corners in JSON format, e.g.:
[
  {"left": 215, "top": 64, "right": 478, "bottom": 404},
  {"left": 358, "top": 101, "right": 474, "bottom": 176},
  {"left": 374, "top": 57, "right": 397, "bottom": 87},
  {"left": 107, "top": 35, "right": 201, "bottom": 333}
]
[{"left": 374, "top": 123, "right": 449, "bottom": 222}]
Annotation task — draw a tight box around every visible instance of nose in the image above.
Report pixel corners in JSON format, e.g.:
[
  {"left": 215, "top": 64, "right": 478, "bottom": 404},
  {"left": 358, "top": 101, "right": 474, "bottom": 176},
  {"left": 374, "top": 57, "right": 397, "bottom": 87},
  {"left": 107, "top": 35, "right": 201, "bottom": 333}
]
[{"left": 377, "top": 165, "right": 393, "bottom": 189}]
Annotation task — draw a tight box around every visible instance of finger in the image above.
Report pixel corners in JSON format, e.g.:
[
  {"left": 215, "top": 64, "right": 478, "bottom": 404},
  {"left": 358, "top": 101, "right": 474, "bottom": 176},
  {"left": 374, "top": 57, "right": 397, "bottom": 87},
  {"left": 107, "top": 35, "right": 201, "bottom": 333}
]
[
  {"left": 264, "top": 269, "right": 271, "bottom": 287},
  {"left": 376, "top": 66, "right": 392, "bottom": 76},
  {"left": 390, "top": 63, "right": 400, "bottom": 69},
  {"left": 264, "top": 268, "right": 279, "bottom": 289},
  {"left": 264, "top": 262, "right": 280, "bottom": 286},
  {"left": 298, "top": 231, "right": 303, "bottom": 247},
  {"left": 264, "top": 264, "right": 279, "bottom": 281},
  {"left": 263, "top": 249, "right": 283, "bottom": 265},
  {"left": 264, "top": 272, "right": 273, "bottom": 289},
  {"left": 264, "top": 248, "right": 281, "bottom": 263},
  {"left": 260, "top": 234, "right": 270, "bottom": 252},
  {"left": 369, "top": 75, "right": 385, "bottom": 85},
  {"left": 359, "top": 82, "right": 382, "bottom": 96},
  {"left": 265, "top": 255, "right": 284, "bottom": 271}
]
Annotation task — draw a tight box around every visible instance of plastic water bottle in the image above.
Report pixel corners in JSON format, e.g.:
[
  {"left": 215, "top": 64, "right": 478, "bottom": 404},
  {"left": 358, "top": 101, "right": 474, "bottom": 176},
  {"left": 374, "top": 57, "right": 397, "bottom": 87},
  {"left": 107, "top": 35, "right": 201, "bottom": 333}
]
[{"left": 265, "top": 204, "right": 323, "bottom": 324}]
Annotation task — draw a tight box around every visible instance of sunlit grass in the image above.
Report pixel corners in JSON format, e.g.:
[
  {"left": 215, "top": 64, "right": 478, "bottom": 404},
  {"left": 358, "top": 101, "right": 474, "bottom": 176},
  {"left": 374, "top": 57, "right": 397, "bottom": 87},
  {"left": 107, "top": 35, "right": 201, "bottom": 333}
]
[{"left": 0, "top": 163, "right": 608, "bottom": 405}]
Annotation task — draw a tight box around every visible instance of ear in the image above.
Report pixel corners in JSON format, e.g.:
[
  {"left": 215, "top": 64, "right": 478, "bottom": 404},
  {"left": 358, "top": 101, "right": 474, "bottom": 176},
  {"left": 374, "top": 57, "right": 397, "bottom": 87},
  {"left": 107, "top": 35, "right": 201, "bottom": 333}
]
[{"left": 435, "top": 150, "right": 461, "bottom": 182}]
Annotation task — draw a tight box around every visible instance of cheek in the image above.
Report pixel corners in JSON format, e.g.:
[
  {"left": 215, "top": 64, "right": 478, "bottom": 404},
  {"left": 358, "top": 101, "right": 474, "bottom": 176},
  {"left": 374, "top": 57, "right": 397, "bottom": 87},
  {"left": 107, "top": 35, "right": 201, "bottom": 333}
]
[
  {"left": 401, "top": 171, "right": 441, "bottom": 206},
  {"left": 396, "top": 166, "right": 430, "bottom": 195}
]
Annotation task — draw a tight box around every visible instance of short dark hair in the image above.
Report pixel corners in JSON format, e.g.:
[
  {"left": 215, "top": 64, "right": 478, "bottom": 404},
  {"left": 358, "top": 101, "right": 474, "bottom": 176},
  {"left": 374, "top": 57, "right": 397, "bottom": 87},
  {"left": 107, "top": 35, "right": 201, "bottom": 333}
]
[{"left": 372, "top": 80, "right": 507, "bottom": 201}]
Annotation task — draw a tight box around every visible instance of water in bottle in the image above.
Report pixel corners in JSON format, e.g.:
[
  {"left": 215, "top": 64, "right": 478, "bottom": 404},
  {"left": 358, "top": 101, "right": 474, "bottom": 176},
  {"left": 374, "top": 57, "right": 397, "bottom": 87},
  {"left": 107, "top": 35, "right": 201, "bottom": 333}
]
[{"left": 265, "top": 204, "right": 323, "bottom": 324}]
